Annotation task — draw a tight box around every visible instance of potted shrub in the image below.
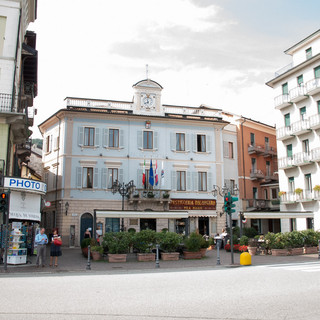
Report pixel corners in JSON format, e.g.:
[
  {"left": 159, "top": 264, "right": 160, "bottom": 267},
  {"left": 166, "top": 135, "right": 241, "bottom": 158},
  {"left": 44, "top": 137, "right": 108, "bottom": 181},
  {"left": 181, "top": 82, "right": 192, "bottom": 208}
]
[
  {"left": 270, "top": 233, "right": 289, "bottom": 256},
  {"left": 102, "top": 232, "right": 132, "bottom": 262},
  {"left": 163, "top": 191, "right": 170, "bottom": 199},
  {"left": 247, "top": 239, "right": 258, "bottom": 256},
  {"left": 264, "top": 232, "right": 276, "bottom": 255},
  {"left": 133, "top": 229, "right": 157, "bottom": 261},
  {"left": 147, "top": 191, "right": 155, "bottom": 198},
  {"left": 91, "top": 245, "right": 104, "bottom": 261},
  {"left": 239, "top": 235, "right": 249, "bottom": 246},
  {"left": 278, "top": 191, "right": 286, "bottom": 197},
  {"left": 160, "top": 232, "right": 182, "bottom": 261},
  {"left": 81, "top": 238, "right": 95, "bottom": 258},
  {"left": 183, "top": 232, "right": 202, "bottom": 259},
  {"left": 301, "top": 229, "right": 319, "bottom": 254},
  {"left": 295, "top": 188, "right": 303, "bottom": 200},
  {"left": 286, "top": 231, "right": 304, "bottom": 255}
]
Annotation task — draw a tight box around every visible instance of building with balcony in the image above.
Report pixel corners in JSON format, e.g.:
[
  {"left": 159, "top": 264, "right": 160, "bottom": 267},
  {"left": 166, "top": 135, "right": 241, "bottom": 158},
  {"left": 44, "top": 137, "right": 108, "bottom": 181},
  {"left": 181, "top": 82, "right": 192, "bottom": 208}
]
[
  {"left": 267, "top": 29, "right": 320, "bottom": 232},
  {"left": 39, "top": 78, "right": 239, "bottom": 246},
  {"left": 0, "top": 0, "right": 38, "bottom": 179},
  {"left": 219, "top": 113, "right": 280, "bottom": 234}
]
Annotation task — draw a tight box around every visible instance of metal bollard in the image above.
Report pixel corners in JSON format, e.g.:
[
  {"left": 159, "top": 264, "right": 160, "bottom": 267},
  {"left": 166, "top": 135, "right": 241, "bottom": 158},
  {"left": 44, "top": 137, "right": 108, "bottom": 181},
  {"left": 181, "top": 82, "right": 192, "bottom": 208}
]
[
  {"left": 86, "top": 245, "right": 91, "bottom": 270},
  {"left": 155, "top": 244, "right": 160, "bottom": 268},
  {"left": 215, "top": 236, "right": 222, "bottom": 265}
]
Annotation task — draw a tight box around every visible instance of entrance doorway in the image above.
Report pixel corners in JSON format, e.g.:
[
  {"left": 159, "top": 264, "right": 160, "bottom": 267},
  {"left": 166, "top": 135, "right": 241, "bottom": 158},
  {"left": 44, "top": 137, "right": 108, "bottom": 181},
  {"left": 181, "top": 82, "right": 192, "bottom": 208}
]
[
  {"left": 80, "top": 213, "right": 93, "bottom": 244},
  {"left": 140, "top": 219, "right": 156, "bottom": 231},
  {"left": 198, "top": 217, "right": 209, "bottom": 236}
]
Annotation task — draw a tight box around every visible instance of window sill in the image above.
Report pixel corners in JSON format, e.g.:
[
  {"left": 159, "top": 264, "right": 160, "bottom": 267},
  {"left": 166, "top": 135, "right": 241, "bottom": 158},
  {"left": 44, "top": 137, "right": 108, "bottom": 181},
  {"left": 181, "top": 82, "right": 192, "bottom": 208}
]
[
  {"left": 139, "top": 148, "right": 158, "bottom": 152},
  {"left": 194, "top": 151, "right": 211, "bottom": 155},
  {"left": 103, "top": 146, "right": 124, "bottom": 150},
  {"left": 172, "top": 150, "right": 190, "bottom": 154}
]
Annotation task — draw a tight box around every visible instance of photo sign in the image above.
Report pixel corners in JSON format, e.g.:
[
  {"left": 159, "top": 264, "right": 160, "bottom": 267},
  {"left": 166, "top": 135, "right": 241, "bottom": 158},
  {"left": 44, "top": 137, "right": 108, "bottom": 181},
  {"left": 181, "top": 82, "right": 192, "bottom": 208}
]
[{"left": 169, "top": 199, "right": 216, "bottom": 211}]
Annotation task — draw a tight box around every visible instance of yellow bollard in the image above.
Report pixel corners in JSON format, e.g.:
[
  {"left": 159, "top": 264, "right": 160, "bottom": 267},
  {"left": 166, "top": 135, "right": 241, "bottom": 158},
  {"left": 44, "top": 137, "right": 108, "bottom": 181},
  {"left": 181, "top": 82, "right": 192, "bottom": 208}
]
[{"left": 240, "top": 252, "right": 252, "bottom": 266}]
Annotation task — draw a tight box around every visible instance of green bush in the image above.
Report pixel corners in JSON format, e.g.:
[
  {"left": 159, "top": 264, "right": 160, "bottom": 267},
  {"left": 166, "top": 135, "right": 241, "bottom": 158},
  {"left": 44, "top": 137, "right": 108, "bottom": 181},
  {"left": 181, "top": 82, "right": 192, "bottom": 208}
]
[
  {"left": 286, "top": 231, "right": 304, "bottom": 248},
  {"left": 232, "top": 234, "right": 239, "bottom": 245},
  {"left": 184, "top": 232, "right": 202, "bottom": 252},
  {"left": 200, "top": 236, "right": 209, "bottom": 248},
  {"left": 243, "top": 227, "right": 258, "bottom": 238},
  {"left": 91, "top": 245, "right": 104, "bottom": 254},
  {"left": 233, "top": 226, "right": 240, "bottom": 238},
  {"left": 160, "top": 232, "right": 182, "bottom": 252},
  {"left": 301, "top": 229, "right": 319, "bottom": 247},
  {"left": 102, "top": 232, "right": 132, "bottom": 254},
  {"left": 127, "top": 228, "right": 136, "bottom": 234},
  {"left": 81, "top": 238, "right": 92, "bottom": 249},
  {"left": 133, "top": 229, "right": 157, "bottom": 253},
  {"left": 239, "top": 235, "right": 249, "bottom": 246},
  {"left": 270, "top": 233, "right": 288, "bottom": 249}
]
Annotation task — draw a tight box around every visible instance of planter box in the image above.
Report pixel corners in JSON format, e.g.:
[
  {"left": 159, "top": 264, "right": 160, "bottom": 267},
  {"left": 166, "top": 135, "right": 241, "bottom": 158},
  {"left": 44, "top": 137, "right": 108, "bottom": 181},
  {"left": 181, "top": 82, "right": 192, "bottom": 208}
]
[
  {"left": 161, "top": 252, "right": 180, "bottom": 261},
  {"left": 137, "top": 253, "right": 155, "bottom": 262},
  {"left": 200, "top": 248, "right": 207, "bottom": 257},
  {"left": 183, "top": 251, "right": 202, "bottom": 259},
  {"left": 248, "top": 247, "right": 257, "bottom": 256},
  {"left": 289, "top": 247, "right": 304, "bottom": 255},
  {"left": 82, "top": 247, "right": 92, "bottom": 258},
  {"left": 108, "top": 254, "right": 127, "bottom": 263},
  {"left": 271, "top": 249, "right": 288, "bottom": 256},
  {"left": 91, "top": 251, "right": 102, "bottom": 261},
  {"left": 304, "top": 246, "right": 318, "bottom": 254}
]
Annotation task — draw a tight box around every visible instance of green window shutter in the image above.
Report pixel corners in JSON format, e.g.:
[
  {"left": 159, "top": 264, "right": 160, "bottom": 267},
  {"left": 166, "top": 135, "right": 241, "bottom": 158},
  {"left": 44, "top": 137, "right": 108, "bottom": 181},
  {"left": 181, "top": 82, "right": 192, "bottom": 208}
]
[
  {"left": 287, "top": 144, "right": 293, "bottom": 158},
  {"left": 76, "top": 167, "right": 82, "bottom": 188},
  {"left": 318, "top": 100, "right": 320, "bottom": 114},
  {"left": 314, "top": 66, "right": 320, "bottom": 79},
  {"left": 250, "top": 133, "right": 255, "bottom": 145},
  {"left": 297, "top": 75, "right": 303, "bottom": 86},
  {"left": 78, "top": 127, "right": 84, "bottom": 146},
  {"left": 95, "top": 128, "right": 100, "bottom": 147},
  {"left": 284, "top": 113, "right": 290, "bottom": 127},
  {"left": 282, "top": 83, "right": 288, "bottom": 95},
  {"left": 306, "top": 48, "right": 312, "bottom": 59}
]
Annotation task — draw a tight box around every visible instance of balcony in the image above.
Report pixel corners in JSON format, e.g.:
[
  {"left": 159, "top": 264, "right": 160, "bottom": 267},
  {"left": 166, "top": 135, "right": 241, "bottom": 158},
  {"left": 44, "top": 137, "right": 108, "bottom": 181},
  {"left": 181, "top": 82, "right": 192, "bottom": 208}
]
[
  {"left": 276, "top": 126, "right": 293, "bottom": 141},
  {"left": 306, "top": 78, "right": 320, "bottom": 95},
  {"left": 248, "top": 143, "right": 265, "bottom": 155},
  {"left": 291, "top": 119, "right": 311, "bottom": 136},
  {"left": 289, "top": 85, "right": 308, "bottom": 103},
  {"left": 295, "top": 189, "right": 315, "bottom": 203},
  {"left": 263, "top": 146, "right": 277, "bottom": 157},
  {"left": 278, "top": 156, "right": 296, "bottom": 169},
  {"left": 293, "top": 152, "right": 313, "bottom": 166},
  {"left": 311, "top": 148, "right": 320, "bottom": 162},
  {"left": 0, "top": 93, "right": 17, "bottom": 113},
  {"left": 245, "top": 199, "right": 280, "bottom": 211},
  {"left": 274, "top": 94, "right": 292, "bottom": 110},
  {"left": 309, "top": 113, "right": 320, "bottom": 130},
  {"left": 129, "top": 189, "right": 171, "bottom": 208},
  {"left": 250, "top": 169, "right": 265, "bottom": 180},
  {"left": 280, "top": 192, "right": 296, "bottom": 204},
  {"left": 265, "top": 172, "right": 278, "bottom": 182}
]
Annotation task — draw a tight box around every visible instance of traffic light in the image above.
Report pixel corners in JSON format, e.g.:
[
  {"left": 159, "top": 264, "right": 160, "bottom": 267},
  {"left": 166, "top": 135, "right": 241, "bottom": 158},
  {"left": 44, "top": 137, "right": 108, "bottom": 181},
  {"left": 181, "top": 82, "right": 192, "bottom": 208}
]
[
  {"left": 0, "top": 192, "right": 8, "bottom": 212},
  {"left": 224, "top": 193, "right": 238, "bottom": 215}
]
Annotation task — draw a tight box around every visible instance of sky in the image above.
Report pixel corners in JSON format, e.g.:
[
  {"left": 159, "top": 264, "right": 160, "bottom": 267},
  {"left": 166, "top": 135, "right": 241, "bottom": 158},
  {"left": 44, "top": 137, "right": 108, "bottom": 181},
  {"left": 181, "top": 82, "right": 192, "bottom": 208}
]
[{"left": 29, "top": 0, "right": 320, "bottom": 138}]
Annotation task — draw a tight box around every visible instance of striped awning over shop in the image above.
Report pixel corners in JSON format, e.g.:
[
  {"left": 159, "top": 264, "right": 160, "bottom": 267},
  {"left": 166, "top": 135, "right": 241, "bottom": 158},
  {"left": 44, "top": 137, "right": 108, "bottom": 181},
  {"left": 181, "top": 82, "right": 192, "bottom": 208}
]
[
  {"left": 188, "top": 211, "right": 217, "bottom": 218},
  {"left": 244, "top": 211, "right": 314, "bottom": 219}
]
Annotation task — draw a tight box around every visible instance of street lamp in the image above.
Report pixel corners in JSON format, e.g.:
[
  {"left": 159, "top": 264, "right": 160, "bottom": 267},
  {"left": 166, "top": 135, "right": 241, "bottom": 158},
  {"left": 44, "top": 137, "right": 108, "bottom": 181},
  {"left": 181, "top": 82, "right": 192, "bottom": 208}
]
[
  {"left": 112, "top": 180, "right": 135, "bottom": 232},
  {"left": 212, "top": 183, "right": 239, "bottom": 265}
]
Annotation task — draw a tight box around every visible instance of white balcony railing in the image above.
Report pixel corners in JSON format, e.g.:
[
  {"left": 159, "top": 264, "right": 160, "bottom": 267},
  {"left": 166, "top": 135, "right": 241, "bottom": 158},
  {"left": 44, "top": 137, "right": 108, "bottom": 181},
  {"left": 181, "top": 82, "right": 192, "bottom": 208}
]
[
  {"left": 309, "top": 113, "right": 320, "bottom": 129},
  {"left": 293, "top": 152, "right": 312, "bottom": 166},
  {"left": 291, "top": 119, "right": 310, "bottom": 135},
  {"left": 306, "top": 78, "right": 320, "bottom": 95},
  {"left": 278, "top": 156, "right": 295, "bottom": 169},
  {"left": 311, "top": 148, "right": 320, "bottom": 162},
  {"left": 66, "top": 98, "right": 133, "bottom": 110},
  {"left": 274, "top": 94, "right": 291, "bottom": 109},
  {"left": 289, "top": 85, "right": 308, "bottom": 102},
  {"left": 276, "top": 125, "right": 293, "bottom": 140}
]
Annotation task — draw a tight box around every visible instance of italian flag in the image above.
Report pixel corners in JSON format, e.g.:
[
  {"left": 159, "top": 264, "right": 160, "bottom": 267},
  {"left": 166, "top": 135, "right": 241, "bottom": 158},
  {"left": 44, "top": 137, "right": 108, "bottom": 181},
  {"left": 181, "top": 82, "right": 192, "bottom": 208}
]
[{"left": 142, "top": 159, "right": 146, "bottom": 186}]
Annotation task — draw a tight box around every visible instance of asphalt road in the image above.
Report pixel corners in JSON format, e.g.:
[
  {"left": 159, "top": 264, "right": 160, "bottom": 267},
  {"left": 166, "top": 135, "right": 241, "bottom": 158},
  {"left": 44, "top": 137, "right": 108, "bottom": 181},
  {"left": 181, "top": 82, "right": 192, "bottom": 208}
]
[{"left": 1, "top": 262, "right": 320, "bottom": 320}]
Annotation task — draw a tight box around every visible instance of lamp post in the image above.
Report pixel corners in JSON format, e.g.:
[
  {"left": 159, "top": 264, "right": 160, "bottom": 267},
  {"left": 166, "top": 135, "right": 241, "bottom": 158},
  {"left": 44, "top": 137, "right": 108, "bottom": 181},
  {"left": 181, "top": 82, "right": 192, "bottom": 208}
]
[
  {"left": 112, "top": 180, "right": 135, "bottom": 232},
  {"left": 212, "top": 184, "right": 239, "bottom": 265}
]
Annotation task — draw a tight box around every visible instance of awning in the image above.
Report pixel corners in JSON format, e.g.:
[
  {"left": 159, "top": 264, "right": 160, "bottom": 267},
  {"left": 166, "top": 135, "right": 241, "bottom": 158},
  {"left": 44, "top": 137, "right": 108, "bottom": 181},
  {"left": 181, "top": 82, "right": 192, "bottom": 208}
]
[
  {"left": 244, "top": 211, "right": 314, "bottom": 219},
  {"left": 96, "top": 210, "right": 188, "bottom": 219},
  {"left": 188, "top": 210, "right": 217, "bottom": 218}
]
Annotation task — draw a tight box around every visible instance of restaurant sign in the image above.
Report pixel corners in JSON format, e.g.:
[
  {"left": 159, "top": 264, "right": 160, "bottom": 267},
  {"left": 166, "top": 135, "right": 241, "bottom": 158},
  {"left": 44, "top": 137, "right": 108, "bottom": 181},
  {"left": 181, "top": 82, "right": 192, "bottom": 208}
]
[{"left": 169, "top": 199, "right": 216, "bottom": 211}]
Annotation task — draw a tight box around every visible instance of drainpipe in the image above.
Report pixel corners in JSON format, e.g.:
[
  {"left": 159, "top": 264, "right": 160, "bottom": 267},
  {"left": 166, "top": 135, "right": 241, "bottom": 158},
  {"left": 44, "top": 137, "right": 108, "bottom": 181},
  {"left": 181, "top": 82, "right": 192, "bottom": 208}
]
[
  {"left": 11, "top": 8, "right": 22, "bottom": 111},
  {"left": 240, "top": 117, "right": 247, "bottom": 236},
  {"left": 54, "top": 115, "right": 61, "bottom": 228}
]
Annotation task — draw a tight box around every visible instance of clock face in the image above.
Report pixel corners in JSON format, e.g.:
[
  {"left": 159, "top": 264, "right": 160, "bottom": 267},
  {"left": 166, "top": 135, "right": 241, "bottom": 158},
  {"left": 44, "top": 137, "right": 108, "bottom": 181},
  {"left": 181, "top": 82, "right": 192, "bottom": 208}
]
[{"left": 143, "top": 96, "right": 154, "bottom": 107}]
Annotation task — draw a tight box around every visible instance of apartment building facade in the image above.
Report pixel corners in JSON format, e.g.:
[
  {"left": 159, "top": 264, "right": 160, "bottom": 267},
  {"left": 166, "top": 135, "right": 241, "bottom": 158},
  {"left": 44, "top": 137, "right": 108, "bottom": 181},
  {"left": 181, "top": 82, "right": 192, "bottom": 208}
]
[
  {"left": 39, "top": 79, "right": 240, "bottom": 246},
  {"left": 267, "top": 29, "right": 320, "bottom": 231}
]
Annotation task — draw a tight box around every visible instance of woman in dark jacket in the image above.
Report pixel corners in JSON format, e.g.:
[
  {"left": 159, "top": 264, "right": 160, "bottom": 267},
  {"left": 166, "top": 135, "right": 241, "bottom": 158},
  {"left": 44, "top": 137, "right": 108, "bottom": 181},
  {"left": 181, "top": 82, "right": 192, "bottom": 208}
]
[{"left": 50, "top": 228, "right": 62, "bottom": 267}]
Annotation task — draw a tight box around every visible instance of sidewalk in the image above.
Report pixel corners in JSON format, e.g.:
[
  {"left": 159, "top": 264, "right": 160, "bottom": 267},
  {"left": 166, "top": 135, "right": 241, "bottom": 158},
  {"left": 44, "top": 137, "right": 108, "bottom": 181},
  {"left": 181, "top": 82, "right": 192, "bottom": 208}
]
[{"left": 1, "top": 247, "right": 319, "bottom": 275}]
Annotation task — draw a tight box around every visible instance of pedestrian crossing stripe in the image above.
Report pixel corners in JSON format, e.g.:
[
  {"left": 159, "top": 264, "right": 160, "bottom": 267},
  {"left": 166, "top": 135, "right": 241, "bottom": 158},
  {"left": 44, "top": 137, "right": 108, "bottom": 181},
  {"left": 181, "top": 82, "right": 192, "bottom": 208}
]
[{"left": 257, "top": 261, "right": 320, "bottom": 273}]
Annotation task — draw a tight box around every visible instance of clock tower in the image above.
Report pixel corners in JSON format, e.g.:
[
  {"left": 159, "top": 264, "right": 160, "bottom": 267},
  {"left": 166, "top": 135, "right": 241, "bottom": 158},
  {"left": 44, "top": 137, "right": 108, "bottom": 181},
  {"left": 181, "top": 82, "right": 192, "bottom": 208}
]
[{"left": 132, "top": 79, "right": 164, "bottom": 115}]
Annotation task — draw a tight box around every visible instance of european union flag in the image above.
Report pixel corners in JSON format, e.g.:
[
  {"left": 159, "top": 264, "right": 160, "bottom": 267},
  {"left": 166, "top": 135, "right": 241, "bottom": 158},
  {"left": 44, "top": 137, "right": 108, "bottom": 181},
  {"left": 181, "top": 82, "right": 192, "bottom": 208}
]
[{"left": 149, "top": 159, "right": 154, "bottom": 187}]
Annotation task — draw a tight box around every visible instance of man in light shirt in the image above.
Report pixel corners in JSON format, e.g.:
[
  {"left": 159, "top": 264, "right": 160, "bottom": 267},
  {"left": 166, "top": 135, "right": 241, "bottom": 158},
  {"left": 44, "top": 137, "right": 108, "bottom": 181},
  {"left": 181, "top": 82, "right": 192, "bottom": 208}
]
[{"left": 35, "top": 228, "right": 48, "bottom": 267}]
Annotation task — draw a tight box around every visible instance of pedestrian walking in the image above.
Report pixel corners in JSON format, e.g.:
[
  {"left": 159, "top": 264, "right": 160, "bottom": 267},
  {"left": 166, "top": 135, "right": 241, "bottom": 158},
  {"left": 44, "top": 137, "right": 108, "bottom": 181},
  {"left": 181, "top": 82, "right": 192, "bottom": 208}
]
[
  {"left": 50, "top": 228, "right": 62, "bottom": 267},
  {"left": 35, "top": 228, "right": 48, "bottom": 267}
]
